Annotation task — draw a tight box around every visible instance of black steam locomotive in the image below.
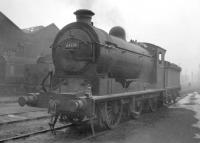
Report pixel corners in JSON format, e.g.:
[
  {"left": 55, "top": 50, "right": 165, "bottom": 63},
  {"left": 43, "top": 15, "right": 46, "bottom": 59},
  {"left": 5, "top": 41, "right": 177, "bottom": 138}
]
[{"left": 18, "top": 9, "right": 181, "bottom": 134}]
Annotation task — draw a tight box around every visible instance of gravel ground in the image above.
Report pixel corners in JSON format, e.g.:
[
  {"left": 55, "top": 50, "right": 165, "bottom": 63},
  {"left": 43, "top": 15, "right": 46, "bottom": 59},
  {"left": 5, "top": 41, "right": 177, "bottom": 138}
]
[
  {"left": 0, "top": 102, "right": 49, "bottom": 141},
  {"left": 0, "top": 103, "right": 46, "bottom": 115},
  {"left": 0, "top": 96, "right": 18, "bottom": 104},
  {"left": 0, "top": 118, "right": 50, "bottom": 140},
  {"left": 0, "top": 110, "right": 48, "bottom": 125}
]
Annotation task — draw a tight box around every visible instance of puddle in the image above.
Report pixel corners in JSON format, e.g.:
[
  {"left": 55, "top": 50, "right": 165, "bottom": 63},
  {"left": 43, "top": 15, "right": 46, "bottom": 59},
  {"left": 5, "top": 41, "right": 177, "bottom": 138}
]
[{"left": 172, "top": 92, "right": 200, "bottom": 139}]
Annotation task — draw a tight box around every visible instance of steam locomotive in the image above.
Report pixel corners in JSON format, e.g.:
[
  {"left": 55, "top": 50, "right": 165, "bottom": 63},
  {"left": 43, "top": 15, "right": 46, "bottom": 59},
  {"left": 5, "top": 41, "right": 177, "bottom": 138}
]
[{"left": 18, "top": 9, "right": 181, "bottom": 134}]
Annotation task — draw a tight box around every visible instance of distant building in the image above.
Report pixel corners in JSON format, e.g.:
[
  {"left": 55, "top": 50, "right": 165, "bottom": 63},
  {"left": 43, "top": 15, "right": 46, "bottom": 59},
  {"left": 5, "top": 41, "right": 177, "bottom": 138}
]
[
  {"left": 22, "top": 26, "right": 44, "bottom": 33},
  {"left": 0, "top": 11, "right": 59, "bottom": 83}
]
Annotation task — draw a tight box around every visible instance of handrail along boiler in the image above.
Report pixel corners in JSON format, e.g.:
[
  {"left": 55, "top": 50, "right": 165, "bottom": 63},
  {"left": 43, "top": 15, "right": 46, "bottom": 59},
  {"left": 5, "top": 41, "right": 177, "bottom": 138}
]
[{"left": 18, "top": 9, "right": 181, "bottom": 134}]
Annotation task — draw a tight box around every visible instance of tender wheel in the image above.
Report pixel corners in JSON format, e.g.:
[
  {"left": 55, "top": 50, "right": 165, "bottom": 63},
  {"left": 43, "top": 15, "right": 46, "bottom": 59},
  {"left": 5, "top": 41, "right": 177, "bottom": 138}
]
[
  {"left": 149, "top": 97, "right": 158, "bottom": 112},
  {"left": 172, "top": 94, "right": 176, "bottom": 103},
  {"left": 104, "top": 100, "right": 123, "bottom": 129},
  {"left": 171, "top": 91, "right": 177, "bottom": 103},
  {"left": 167, "top": 94, "right": 174, "bottom": 104},
  {"left": 164, "top": 94, "right": 171, "bottom": 105}
]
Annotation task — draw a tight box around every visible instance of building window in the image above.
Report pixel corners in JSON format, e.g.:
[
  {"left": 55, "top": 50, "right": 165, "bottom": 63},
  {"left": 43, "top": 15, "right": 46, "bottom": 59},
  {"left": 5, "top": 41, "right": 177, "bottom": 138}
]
[{"left": 158, "top": 52, "right": 162, "bottom": 64}]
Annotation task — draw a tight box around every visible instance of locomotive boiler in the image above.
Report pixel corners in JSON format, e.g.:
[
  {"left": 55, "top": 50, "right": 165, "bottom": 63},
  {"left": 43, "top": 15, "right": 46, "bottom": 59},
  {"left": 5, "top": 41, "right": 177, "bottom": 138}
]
[{"left": 18, "top": 9, "right": 181, "bottom": 134}]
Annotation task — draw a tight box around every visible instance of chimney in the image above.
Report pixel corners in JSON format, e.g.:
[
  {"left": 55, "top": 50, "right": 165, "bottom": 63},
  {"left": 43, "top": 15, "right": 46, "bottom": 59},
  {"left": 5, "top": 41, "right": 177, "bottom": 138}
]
[{"left": 74, "top": 9, "right": 95, "bottom": 25}]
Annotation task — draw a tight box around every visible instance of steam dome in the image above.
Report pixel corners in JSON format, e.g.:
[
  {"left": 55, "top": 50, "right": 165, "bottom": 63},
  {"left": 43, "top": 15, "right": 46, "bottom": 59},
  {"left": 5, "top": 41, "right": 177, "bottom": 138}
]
[{"left": 109, "top": 26, "right": 126, "bottom": 40}]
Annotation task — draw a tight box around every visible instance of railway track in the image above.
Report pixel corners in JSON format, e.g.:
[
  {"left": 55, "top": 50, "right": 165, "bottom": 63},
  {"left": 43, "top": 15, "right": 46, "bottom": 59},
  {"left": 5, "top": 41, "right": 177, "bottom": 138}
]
[
  {"left": 0, "top": 110, "right": 49, "bottom": 126},
  {"left": 74, "top": 129, "right": 111, "bottom": 143},
  {"left": 0, "top": 109, "right": 46, "bottom": 116},
  {"left": 0, "top": 123, "right": 73, "bottom": 143},
  {"left": 0, "top": 114, "right": 50, "bottom": 126},
  {"left": 0, "top": 121, "right": 109, "bottom": 143}
]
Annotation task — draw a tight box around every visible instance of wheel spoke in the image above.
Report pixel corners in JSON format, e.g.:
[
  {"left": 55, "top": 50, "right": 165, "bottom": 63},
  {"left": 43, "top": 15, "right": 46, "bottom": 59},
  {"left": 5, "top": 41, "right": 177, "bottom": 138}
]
[{"left": 104, "top": 100, "right": 123, "bottom": 129}]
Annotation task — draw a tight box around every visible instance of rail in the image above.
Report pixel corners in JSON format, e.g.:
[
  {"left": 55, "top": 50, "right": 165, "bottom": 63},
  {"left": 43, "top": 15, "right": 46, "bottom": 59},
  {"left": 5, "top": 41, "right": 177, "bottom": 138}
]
[{"left": 0, "top": 123, "right": 73, "bottom": 142}]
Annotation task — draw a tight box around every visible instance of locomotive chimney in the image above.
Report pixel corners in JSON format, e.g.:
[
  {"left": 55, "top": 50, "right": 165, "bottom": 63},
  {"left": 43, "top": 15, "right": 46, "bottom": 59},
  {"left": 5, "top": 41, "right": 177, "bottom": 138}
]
[{"left": 74, "top": 9, "right": 95, "bottom": 25}]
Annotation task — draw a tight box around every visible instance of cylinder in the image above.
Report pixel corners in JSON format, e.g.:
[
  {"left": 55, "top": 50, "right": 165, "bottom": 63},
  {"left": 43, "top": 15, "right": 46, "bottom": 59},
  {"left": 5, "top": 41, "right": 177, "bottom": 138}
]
[
  {"left": 18, "top": 95, "right": 38, "bottom": 107},
  {"left": 68, "top": 100, "right": 85, "bottom": 112}
]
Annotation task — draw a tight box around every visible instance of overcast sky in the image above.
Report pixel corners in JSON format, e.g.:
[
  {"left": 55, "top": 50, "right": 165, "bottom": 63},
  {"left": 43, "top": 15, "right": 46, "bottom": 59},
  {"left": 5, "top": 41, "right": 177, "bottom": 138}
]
[{"left": 0, "top": 0, "right": 200, "bottom": 75}]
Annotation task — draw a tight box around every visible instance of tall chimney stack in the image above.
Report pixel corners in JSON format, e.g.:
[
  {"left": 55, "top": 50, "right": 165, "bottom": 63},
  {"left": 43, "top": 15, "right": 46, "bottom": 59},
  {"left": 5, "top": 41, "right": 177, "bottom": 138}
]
[{"left": 74, "top": 9, "right": 94, "bottom": 25}]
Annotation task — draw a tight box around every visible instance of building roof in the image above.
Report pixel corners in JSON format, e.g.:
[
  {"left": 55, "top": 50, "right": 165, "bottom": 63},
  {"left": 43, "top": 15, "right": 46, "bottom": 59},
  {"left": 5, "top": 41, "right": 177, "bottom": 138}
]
[{"left": 0, "top": 11, "right": 59, "bottom": 61}]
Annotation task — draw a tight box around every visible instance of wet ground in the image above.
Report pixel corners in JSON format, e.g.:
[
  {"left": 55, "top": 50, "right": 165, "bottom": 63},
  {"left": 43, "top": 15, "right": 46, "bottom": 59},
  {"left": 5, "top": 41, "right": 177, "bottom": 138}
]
[{"left": 1, "top": 91, "right": 200, "bottom": 143}]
